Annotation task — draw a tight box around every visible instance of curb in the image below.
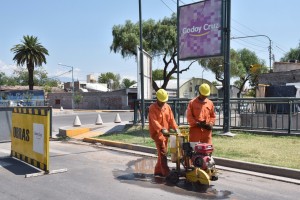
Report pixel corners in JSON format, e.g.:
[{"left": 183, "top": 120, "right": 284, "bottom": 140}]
[
  {"left": 83, "top": 137, "right": 300, "bottom": 183},
  {"left": 59, "top": 125, "right": 102, "bottom": 137}
]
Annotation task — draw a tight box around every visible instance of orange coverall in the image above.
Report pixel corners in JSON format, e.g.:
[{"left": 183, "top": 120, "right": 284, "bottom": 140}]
[
  {"left": 148, "top": 102, "right": 178, "bottom": 177},
  {"left": 186, "top": 97, "right": 216, "bottom": 144}
]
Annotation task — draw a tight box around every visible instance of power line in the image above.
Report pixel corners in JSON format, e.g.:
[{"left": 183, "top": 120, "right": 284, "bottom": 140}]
[
  {"left": 231, "top": 39, "right": 268, "bottom": 53},
  {"left": 160, "top": 0, "right": 175, "bottom": 13},
  {"left": 49, "top": 70, "right": 71, "bottom": 79}
]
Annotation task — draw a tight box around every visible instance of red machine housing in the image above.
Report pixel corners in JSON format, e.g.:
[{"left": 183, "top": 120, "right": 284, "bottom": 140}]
[
  {"left": 191, "top": 143, "right": 214, "bottom": 170},
  {"left": 194, "top": 143, "right": 213, "bottom": 155}
]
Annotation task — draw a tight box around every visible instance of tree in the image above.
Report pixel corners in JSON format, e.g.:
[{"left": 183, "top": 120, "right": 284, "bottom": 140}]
[
  {"left": 0, "top": 72, "right": 18, "bottom": 86},
  {"left": 280, "top": 42, "right": 300, "bottom": 62},
  {"left": 198, "top": 49, "right": 244, "bottom": 88},
  {"left": 11, "top": 35, "right": 49, "bottom": 90},
  {"left": 74, "top": 92, "right": 83, "bottom": 109},
  {"left": 110, "top": 14, "right": 195, "bottom": 91},
  {"left": 12, "top": 66, "right": 59, "bottom": 87},
  {"left": 98, "top": 72, "right": 121, "bottom": 90},
  {"left": 199, "top": 48, "right": 267, "bottom": 97},
  {"left": 234, "top": 49, "right": 268, "bottom": 97},
  {"left": 121, "top": 78, "right": 136, "bottom": 89},
  {"left": 152, "top": 69, "right": 175, "bottom": 81},
  {"left": 0, "top": 72, "right": 8, "bottom": 85},
  {"left": 211, "top": 81, "right": 221, "bottom": 86}
]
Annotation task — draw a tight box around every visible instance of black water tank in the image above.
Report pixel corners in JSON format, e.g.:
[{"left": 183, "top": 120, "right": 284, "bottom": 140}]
[{"left": 265, "top": 85, "right": 299, "bottom": 114}]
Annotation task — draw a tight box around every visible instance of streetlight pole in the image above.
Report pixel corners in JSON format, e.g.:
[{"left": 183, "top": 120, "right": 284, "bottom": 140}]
[
  {"left": 138, "top": 0, "right": 145, "bottom": 129},
  {"left": 58, "top": 63, "right": 74, "bottom": 110},
  {"left": 201, "top": 68, "right": 205, "bottom": 84},
  {"left": 231, "top": 35, "right": 272, "bottom": 72}
]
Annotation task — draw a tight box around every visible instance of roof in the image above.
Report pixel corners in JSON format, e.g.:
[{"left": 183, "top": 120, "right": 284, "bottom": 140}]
[{"left": 0, "top": 85, "right": 64, "bottom": 93}]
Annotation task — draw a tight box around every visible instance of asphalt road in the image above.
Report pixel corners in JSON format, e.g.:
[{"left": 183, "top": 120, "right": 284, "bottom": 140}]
[
  {"left": 0, "top": 141, "right": 299, "bottom": 200},
  {"left": 0, "top": 111, "right": 133, "bottom": 141}
]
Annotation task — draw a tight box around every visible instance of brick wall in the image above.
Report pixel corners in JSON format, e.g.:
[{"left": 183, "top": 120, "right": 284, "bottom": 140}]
[{"left": 48, "top": 89, "right": 131, "bottom": 109}]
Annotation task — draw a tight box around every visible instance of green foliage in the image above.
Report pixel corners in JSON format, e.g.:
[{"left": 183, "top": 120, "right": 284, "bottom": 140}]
[
  {"left": 98, "top": 72, "right": 121, "bottom": 90},
  {"left": 244, "top": 89, "right": 256, "bottom": 97},
  {"left": 211, "top": 81, "right": 221, "bottom": 86},
  {"left": 152, "top": 69, "right": 175, "bottom": 81},
  {"left": 0, "top": 72, "right": 8, "bottom": 85},
  {"left": 280, "top": 42, "right": 300, "bottom": 61},
  {"left": 0, "top": 67, "right": 59, "bottom": 87},
  {"left": 199, "top": 48, "right": 268, "bottom": 97},
  {"left": 110, "top": 14, "right": 187, "bottom": 91},
  {"left": 198, "top": 55, "right": 226, "bottom": 84},
  {"left": 121, "top": 78, "right": 136, "bottom": 89},
  {"left": 73, "top": 92, "right": 83, "bottom": 108},
  {"left": 11, "top": 35, "right": 49, "bottom": 90}
]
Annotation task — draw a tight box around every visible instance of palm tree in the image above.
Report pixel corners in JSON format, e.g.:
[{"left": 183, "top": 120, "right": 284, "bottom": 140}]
[{"left": 11, "top": 35, "right": 49, "bottom": 90}]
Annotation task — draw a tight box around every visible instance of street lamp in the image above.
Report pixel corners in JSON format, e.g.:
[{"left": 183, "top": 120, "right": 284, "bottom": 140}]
[
  {"left": 58, "top": 63, "right": 74, "bottom": 109},
  {"left": 231, "top": 35, "right": 272, "bottom": 72},
  {"left": 201, "top": 68, "right": 205, "bottom": 84}
]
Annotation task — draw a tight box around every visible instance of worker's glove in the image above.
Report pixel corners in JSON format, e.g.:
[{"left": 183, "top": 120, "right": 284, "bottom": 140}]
[
  {"left": 197, "top": 121, "right": 213, "bottom": 130},
  {"left": 161, "top": 128, "right": 169, "bottom": 136},
  {"left": 204, "top": 123, "right": 213, "bottom": 130},
  {"left": 196, "top": 121, "right": 206, "bottom": 128},
  {"left": 175, "top": 128, "right": 181, "bottom": 134}
]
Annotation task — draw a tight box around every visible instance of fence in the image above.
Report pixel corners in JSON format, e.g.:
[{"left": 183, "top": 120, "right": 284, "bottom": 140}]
[{"left": 133, "top": 97, "right": 300, "bottom": 134}]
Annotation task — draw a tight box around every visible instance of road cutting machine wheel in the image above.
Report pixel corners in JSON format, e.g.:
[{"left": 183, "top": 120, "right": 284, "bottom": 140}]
[{"left": 186, "top": 168, "right": 210, "bottom": 185}]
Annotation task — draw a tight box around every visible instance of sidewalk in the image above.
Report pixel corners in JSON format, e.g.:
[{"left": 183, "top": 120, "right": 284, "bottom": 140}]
[
  {"left": 52, "top": 108, "right": 132, "bottom": 116},
  {"left": 55, "top": 121, "right": 129, "bottom": 139}
]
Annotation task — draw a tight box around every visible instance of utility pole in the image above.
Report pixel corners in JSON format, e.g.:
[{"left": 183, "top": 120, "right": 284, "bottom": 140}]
[
  {"left": 138, "top": 0, "right": 145, "bottom": 129},
  {"left": 223, "top": 0, "right": 232, "bottom": 134},
  {"left": 58, "top": 63, "right": 74, "bottom": 110},
  {"left": 231, "top": 35, "right": 272, "bottom": 72}
]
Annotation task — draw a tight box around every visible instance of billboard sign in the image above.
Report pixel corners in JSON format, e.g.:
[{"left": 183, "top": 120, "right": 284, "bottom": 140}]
[
  {"left": 137, "top": 46, "right": 153, "bottom": 99},
  {"left": 11, "top": 107, "right": 50, "bottom": 172},
  {"left": 0, "top": 90, "right": 45, "bottom": 107},
  {"left": 179, "top": 0, "right": 223, "bottom": 60}
]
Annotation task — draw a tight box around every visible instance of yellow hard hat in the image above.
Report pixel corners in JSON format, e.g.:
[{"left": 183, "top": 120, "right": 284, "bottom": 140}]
[
  {"left": 156, "top": 89, "right": 168, "bottom": 102},
  {"left": 199, "top": 83, "right": 210, "bottom": 96}
]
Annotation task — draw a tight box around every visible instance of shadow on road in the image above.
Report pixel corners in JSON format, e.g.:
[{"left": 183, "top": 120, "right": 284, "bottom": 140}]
[{"left": 0, "top": 157, "right": 40, "bottom": 175}]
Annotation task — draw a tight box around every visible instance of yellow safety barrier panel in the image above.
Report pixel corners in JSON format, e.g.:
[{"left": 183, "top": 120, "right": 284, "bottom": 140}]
[{"left": 11, "top": 107, "right": 50, "bottom": 172}]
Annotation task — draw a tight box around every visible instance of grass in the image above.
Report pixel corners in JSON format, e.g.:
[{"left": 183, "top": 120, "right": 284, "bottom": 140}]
[{"left": 95, "top": 125, "right": 300, "bottom": 170}]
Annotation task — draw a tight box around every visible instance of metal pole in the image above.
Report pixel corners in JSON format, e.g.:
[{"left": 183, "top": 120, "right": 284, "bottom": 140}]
[
  {"left": 71, "top": 66, "right": 74, "bottom": 110},
  {"left": 231, "top": 35, "right": 272, "bottom": 71},
  {"left": 58, "top": 63, "right": 74, "bottom": 109},
  {"left": 176, "top": 0, "right": 180, "bottom": 124},
  {"left": 139, "top": 0, "right": 145, "bottom": 129},
  {"left": 223, "top": 0, "right": 231, "bottom": 133}
]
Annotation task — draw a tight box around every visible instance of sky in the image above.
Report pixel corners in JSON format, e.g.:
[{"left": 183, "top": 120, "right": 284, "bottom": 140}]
[{"left": 0, "top": 0, "right": 299, "bottom": 86}]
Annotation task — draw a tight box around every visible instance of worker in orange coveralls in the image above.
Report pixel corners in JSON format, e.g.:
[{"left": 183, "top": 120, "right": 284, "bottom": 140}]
[
  {"left": 148, "top": 89, "right": 179, "bottom": 177},
  {"left": 187, "top": 83, "right": 216, "bottom": 144}
]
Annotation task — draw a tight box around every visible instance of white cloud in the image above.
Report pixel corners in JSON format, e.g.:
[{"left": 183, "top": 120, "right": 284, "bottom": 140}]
[{"left": 0, "top": 60, "right": 18, "bottom": 76}]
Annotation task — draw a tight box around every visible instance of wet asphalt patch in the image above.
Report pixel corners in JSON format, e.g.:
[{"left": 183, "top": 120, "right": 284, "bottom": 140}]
[{"left": 113, "top": 157, "right": 232, "bottom": 199}]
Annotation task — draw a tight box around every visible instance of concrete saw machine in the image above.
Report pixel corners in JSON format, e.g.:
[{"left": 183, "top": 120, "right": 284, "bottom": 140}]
[{"left": 167, "top": 130, "right": 218, "bottom": 185}]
